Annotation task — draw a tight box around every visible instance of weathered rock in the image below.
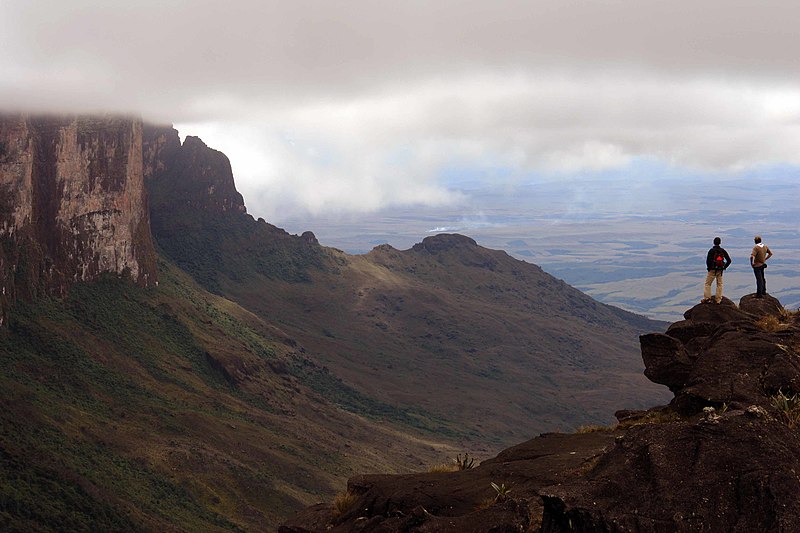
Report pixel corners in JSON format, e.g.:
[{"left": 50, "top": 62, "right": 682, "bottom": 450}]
[
  {"left": 536, "top": 294, "right": 800, "bottom": 530},
  {"left": 639, "top": 296, "right": 800, "bottom": 414},
  {"left": 739, "top": 293, "right": 783, "bottom": 317},
  {"left": 0, "top": 114, "right": 157, "bottom": 323},
  {"left": 640, "top": 333, "right": 692, "bottom": 391},
  {"left": 541, "top": 413, "right": 800, "bottom": 532},
  {"left": 664, "top": 318, "right": 716, "bottom": 346},
  {"left": 682, "top": 297, "right": 749, "bottom": 323},
  {"left": 281, "top": 432, "right": 619, "bottom": 532}
]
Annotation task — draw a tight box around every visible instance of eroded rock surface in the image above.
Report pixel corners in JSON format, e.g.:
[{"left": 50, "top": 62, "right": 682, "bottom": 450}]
[
  {"left": 542, "top": 296, "right": 800, "bottom": 532},
  {"left": 280, "top": 432, "right": 619, "bottom": 533}
]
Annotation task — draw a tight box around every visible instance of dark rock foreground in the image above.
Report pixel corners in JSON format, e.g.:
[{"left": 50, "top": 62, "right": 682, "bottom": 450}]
[{"left": 282, "top": 293, "right": 800, "bottom": 532}]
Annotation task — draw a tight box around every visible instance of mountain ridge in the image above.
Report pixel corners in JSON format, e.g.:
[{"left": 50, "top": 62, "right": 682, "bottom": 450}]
[{"left": 1, "top": 113, "right": 668, "bottom": 530}]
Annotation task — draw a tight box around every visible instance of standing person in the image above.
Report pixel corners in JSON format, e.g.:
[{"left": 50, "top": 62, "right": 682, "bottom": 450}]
[
  {"left": 750, "top": 235, "right": 773, "bottom": 297},
  {"left": 703, "top": 237, "right": 732, "bottom": 304}
]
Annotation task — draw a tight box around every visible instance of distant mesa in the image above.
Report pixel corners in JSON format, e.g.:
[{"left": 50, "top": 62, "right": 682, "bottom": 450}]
[{"left": 412, "top": 233, "right": 478, "bottom": 253}]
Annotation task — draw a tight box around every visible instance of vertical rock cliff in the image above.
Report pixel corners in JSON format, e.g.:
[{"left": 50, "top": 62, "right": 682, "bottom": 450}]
[
  {"left": 0, "top": 114, "right": 157, "bottom": 323},
  {"left": 142, "top": 124, "right": 325, "bottom": 292}
]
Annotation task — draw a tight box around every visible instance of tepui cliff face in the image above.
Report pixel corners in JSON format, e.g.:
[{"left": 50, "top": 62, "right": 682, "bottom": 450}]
[{"left": 0, "top": 115, "right": 157, "bottom": 323}]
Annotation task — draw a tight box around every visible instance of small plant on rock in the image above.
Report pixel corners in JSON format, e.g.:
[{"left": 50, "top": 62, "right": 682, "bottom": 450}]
[
  {"left": 756, "top": 315, "right": 788, "bottom": 332},
  {"left": 491, "top": 481, "right": 511, "bottom": 502},
  {"left": 455, "top": 453, "right": 475, "bottom": 470},
  {"left": 770, "top": 389, "right": 800, "bottom": 428}
]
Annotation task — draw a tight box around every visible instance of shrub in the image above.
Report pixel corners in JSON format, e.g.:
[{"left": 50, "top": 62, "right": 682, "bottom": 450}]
[
  {"left": 617, "top": 409, "right": 681, "bottom": 429},
  {"left": 756, "top": 315, "right": 788, "bottom": 332}
]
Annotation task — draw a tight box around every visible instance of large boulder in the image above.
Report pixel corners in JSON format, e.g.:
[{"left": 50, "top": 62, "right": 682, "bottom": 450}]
[
  {"left": 640, "top": 295, "right": 800, "bottom": 414},
  {"left": 640, "top": 333, "right": 692, "bottom": 391},
  {"left": 739, "top": 293, "right": 784, "bottom": 318},
  {"left": 541, "top": 409, "right": 800, "bottom": 532}
]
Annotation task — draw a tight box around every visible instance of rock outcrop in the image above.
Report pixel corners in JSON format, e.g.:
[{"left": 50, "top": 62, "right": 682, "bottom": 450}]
[
  {"left": 283, "top": 295, "right": 800, "bottom": 532},
  {"left": 541, "top": 294, "right": 800, "bottom": 532},
  {"left": 0, "top": 114, "right": 157, "bottom": 323},
  {"left": 143, "top": 126, "right": 246, "bottom": 215},
  {"left": 142, "top": 124, "right": 326, "bottom": 291}
]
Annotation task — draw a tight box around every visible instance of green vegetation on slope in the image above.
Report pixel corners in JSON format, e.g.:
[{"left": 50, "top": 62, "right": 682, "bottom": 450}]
[
  {"left": 149, "top": 204, "right": 327, "bottom": 292},
  {"left": 0, "top": 279, "right": 242, "bottom": 531},
  {"left": 0, "top": 260, "right": 458, "bottom": 531}
]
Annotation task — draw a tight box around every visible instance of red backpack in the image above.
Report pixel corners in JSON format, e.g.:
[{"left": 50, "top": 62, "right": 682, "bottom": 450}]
[{"left": 714, "top": 251, "right": 726, "bottom": 270}]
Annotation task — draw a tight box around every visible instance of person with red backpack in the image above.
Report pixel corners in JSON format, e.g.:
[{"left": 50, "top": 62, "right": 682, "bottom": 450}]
[{"left": 703, "top": 236, "right": 732, "bottom": 304}]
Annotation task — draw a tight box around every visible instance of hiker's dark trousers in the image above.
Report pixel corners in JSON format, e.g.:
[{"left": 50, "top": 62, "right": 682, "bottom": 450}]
[{"left": 753, "top": 265, "right": 767, "bottom": 295}]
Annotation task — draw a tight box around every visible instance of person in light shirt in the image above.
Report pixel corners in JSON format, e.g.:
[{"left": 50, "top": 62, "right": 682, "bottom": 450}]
[{"left": 750, "top": 235, "right": 773, "bottom": 298}]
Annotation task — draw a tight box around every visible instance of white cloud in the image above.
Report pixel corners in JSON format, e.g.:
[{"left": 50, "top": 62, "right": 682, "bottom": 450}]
[{"left": 3, "top": 1, "right": 800, "bottom": 217}]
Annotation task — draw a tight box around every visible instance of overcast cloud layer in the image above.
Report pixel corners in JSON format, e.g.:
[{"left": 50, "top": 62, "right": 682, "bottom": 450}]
[{"left": 2, "top": 1, "right": 800, "bottom": 218}]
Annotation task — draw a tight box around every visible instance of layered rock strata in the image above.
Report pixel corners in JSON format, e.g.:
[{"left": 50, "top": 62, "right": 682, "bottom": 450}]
[{"left": 0, "top": 114, "right": 157, "bottom": 323}]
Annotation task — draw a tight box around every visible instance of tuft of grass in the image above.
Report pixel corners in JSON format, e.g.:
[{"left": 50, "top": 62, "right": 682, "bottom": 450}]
[
  {"left": 490, "top": 481, "right": 511, "bottom": 502},
  {"left": 332, "top": 491, "right": 359, "bottom": 518},
  {"left": 427, "top": 463, "right": 459, "bottom": 474},
  {"left": 770, "top": 389, "right": 800, "bottom": 428},
  {"left": 576, "top": 424, "right": 615, "bottom": 434},
  {"left": 617, "top": 409, "right": 681, "bottom": 429},
  {"left": 756, "top": 314, "right": 789, "bottom": 333}
]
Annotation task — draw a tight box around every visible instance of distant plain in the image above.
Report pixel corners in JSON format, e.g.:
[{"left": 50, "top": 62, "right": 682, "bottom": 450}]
[{"left": 275, "top": 173, "right": 800, "bottom": 322}]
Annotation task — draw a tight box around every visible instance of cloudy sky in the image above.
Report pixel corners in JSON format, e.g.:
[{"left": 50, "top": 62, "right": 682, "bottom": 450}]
[{"left": 2, "top": 0, "right": 800, "bottom": 221}]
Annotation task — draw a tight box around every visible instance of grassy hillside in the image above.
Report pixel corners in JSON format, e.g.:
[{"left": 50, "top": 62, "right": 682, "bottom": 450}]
[
  {"left": 0, "top": 260, "right": 454, "bottom": 531},
  {"left": 208, "top": 235, "right": 670, "bottom": 447},
  {"left": 144, "top": 128, "right": 670, "bottom": 448}
]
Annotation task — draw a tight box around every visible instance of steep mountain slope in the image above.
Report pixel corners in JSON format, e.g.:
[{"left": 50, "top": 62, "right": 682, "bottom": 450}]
[
  {"left": 144, "top": 126, "right": 670, "bottom": 447},
  {"left": 0, "top": 259, "right": 455, "bottom": 531},
  {"left": 0, "top": 116, "right": 458, "bottom": 531}
]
